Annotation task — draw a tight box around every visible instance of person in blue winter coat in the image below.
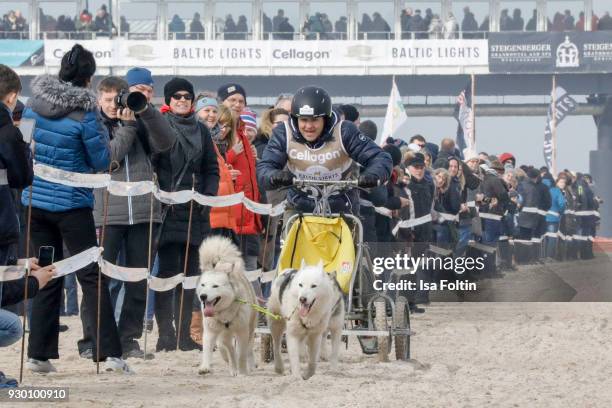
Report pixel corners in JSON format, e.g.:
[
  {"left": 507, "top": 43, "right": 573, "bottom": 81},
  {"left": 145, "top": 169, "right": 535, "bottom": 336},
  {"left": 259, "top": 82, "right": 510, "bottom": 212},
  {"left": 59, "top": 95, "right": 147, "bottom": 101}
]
[
  {"left": 543, "top": 175, "right": 567, "bottom": 259},
  {"left": 20, "top": 44, "right": 131, "bottom": 374},
  {"left": 257, "top": 86, "right": 392, "bottom": 216}
]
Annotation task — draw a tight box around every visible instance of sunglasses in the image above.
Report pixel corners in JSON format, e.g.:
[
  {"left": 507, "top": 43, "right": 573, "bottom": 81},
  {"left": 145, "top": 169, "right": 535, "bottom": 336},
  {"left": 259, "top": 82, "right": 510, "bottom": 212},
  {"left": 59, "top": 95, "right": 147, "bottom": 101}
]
[{"left": 172, "top": 93, "right": 194, "bottom": 101}]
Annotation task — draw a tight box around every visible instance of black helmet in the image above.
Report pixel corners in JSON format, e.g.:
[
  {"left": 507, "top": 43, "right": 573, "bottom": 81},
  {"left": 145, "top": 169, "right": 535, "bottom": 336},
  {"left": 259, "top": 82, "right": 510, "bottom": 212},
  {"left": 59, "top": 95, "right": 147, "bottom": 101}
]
[{"left": 291, "top": 86, "right": 332, "bottom": 119}]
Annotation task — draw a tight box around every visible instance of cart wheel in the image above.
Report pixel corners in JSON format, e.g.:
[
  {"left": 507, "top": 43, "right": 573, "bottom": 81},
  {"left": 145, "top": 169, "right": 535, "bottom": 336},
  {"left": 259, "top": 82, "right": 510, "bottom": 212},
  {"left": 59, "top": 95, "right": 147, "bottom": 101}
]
[
  {"left": 374, "top": 299, "right": 390, "bottom": 362},
  {"left": 394, "top": 296, "right": 411, "bottom": 361},
  {"left": 260, "top": 334, "right": 273, "bottom": 363}
]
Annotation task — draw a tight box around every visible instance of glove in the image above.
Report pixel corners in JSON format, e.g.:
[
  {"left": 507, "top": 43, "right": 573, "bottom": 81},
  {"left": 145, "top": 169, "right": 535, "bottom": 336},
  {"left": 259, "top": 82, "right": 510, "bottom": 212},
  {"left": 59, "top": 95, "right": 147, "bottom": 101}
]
[
  {"left": 269, "top": 170, "right": 294, "bottom": 188},
  {"left": 358, "top": 173, "right": 380, "bottom": 188}
]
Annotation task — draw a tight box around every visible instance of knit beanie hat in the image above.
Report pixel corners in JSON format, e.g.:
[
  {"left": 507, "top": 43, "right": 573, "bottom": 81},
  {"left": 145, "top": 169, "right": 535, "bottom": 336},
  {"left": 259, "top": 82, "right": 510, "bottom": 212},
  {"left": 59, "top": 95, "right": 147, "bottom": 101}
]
[
  {"left": 195, "top": 97, "right": 218, "bottom": 113},
  {"left": 217, "top": 83, "right": 247, "bottom": 104},
  {"left": 240, "top": 110, "right": 257, "bottom": 131},
  {"left": 164, "top": 77, "right": 194, "bottom": 105},
  {"left": 383, "top": 144, "right": 402, "bottom": 167},
  {"left": 126, "top": 67, "right": 154, "bottom": 87}
]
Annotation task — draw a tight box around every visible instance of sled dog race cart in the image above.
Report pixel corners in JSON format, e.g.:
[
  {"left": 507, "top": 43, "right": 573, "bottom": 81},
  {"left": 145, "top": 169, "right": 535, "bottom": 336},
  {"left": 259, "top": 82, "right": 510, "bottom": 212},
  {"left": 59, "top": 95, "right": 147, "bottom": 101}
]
[{"left": 260, "top": 179, "right": 414, "bottom": 362}]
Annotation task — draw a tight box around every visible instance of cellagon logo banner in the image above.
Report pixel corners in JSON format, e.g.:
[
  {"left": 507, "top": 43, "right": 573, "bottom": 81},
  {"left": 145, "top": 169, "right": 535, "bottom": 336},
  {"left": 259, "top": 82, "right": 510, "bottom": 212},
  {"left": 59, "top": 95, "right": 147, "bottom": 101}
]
[
  {"left": 489, "top": 32, "right": 612, "bottom": 73},
  {"left": 0, "top": 40, "right": 44, "bottom": 67},
  {"left": 44, "top": 39, "right": 488, "bottom": 68}
]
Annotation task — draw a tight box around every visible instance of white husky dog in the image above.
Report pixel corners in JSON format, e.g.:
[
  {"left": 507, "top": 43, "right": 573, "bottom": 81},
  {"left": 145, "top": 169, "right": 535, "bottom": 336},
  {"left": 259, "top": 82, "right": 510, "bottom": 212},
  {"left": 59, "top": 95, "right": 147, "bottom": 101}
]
[
  {"left": 196, "top": 236, "right": 257, "bottom": 376},
  {"left": 268, "top": 259, "right": 345, "bottom": 380}
]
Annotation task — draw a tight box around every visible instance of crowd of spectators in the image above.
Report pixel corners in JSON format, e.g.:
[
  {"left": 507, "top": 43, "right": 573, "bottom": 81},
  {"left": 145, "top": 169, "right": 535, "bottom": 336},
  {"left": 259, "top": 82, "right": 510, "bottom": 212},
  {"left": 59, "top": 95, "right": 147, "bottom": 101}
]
[
  {"left": 36, "top": 5, "right": 116, "bottom": 39},
  {"left": 3, "top": 5, "right": 612, "bottom": 41},
  {"left": 0, "top": 10, "right": 28, "bottom": 39}
]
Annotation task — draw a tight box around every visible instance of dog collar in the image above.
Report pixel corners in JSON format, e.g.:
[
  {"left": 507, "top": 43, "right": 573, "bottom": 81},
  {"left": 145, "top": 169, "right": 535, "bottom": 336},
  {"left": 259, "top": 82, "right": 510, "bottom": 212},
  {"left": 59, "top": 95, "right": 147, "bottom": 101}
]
[{"left": 217, "top": 299, "right": 241, "bottom": 329}]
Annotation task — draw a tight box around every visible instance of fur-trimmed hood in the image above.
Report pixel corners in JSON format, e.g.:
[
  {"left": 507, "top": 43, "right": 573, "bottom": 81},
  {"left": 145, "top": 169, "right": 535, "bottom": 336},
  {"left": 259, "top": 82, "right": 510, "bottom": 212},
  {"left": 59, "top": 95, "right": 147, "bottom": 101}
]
[{"left": 28, "top": 75, "right": 97, "bottom": 119}]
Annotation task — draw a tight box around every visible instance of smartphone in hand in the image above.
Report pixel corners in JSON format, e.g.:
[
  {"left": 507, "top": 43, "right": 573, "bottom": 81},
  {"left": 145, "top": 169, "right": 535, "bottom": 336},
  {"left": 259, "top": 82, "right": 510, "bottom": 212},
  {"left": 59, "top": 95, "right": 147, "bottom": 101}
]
[{"left": 38, "top": 246, "right": 55, "bottom": 267}]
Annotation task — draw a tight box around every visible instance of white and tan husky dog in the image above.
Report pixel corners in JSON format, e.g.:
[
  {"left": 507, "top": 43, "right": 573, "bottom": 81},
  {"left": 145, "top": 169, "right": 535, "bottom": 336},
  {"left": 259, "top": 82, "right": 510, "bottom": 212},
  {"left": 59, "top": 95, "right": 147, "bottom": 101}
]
[
  {"left": 197, "top": 236, "right": 257, "bottom": 376},
  {"left": 268, "top": 260, "right": 345, "bottom": 380}
]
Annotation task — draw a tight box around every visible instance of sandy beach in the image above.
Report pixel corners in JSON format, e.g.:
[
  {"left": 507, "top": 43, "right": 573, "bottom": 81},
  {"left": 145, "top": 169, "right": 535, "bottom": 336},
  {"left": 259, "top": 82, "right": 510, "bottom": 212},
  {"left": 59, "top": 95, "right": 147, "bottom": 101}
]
[{"left": 2, "top": 297, "right": 612, "bottom": 407}]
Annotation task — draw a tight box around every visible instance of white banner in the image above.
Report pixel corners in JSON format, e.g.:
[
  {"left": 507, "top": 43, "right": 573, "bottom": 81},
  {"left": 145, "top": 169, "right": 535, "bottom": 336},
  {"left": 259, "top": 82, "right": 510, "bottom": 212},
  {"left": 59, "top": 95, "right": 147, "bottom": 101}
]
[
  {"left": 34, "top": 163, "right": 111, "bottom": 188},
  {"left": 99, "top": 260, "right": 148, "bottom": 282},
  {"left": 53, "top": 247, "right": 102, "bottom": 278},
  {"left": 0, "top": 265, "right": 27, "bottom": 282},
  {"left": 149, "top": 274, "right": 185, "bottom": 292},
  {"left": 44, "top": 40, "right": 488, "bottom": 68},
  {"left": 33, "top": 163, "right": 286, "bottom": 216}
]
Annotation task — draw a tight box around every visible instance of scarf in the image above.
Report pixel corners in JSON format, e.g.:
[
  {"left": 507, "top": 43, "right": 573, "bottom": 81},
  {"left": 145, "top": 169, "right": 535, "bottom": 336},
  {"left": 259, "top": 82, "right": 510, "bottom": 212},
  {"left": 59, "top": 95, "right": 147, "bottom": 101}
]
[{"left": 163, "top": 110, "right": 203, "bottom": 186}]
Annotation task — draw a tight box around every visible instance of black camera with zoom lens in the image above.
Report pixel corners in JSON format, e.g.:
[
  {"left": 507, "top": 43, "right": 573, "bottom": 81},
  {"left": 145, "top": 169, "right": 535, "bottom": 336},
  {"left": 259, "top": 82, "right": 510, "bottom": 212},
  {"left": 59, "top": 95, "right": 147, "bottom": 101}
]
[{"left": 114, "top": 90, "right": 148, "bottom": 114}]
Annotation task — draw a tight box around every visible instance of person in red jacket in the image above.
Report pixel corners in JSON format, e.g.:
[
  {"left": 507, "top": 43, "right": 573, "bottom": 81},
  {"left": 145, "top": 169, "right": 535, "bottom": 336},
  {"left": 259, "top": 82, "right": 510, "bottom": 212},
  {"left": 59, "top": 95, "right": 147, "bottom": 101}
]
[{"left": 224, "top": 110, "right": 262, "bottom": 276}]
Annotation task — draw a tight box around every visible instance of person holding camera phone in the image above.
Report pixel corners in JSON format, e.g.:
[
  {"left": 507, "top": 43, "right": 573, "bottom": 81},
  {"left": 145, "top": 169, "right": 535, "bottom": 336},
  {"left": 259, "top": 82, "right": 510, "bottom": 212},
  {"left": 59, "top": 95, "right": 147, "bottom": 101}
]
[
  {"left": 85, "top": 76, "right": 175, "bottom": 360},
  {"left": 20, "top": 44, "right": 131, "bottom": 374},
  {"left": 1, "top": 257, "right": 55, "bottom": 388}
]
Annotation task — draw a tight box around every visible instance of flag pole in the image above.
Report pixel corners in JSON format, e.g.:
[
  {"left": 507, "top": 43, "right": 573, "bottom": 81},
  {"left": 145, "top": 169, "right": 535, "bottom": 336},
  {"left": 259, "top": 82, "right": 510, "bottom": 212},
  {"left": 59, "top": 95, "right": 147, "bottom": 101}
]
[
  {"left": 471, "top": 73, "right": 476, "bottom": 150},
  {"left": 551, "top": 75, "right": 557, "bottom": 176},
  {"left": 390, "top": 75, "right": 396, "bottom": 144}
]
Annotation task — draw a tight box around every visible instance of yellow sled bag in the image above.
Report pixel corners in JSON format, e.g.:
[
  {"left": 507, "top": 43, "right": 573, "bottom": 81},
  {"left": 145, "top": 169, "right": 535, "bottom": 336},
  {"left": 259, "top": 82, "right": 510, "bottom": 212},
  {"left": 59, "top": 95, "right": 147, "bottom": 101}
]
[{"left": 278, "top": 215, "right": 355, "bottom": 294}]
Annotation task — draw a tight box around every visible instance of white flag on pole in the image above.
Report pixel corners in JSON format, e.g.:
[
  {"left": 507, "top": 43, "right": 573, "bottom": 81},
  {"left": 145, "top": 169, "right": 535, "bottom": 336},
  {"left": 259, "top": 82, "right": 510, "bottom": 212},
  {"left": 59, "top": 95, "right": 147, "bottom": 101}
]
[{"left": 378, "top": 78, "right": 408, "bottom": 146}]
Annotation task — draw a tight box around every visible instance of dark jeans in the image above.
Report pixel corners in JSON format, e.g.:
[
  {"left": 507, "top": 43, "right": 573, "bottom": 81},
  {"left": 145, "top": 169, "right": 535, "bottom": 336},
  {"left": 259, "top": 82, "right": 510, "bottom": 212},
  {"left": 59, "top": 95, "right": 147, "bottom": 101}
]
[
  {"left": 498, "top": 214, "right": 515, "bottom": 265},
  {"left": 515, "top": 226, "right": 534, "bottom": 264},
  {"left": 79, "top": 224, "right": 154, "bottom": 352},
  {"left": 482, "top": 219, "right": 502, "bottom": 246},
  {"left": 27, "top": 207, "right": 122, "bottom": 361},
  {"left": 454, "top": 223, "right": 472, "bottom": 258},
  {"left": 60, "top": 274, "right": 78, "bottom": 315},
  {"left": 154, "top": 242, "right": 199, "bottom": 345},
  {"left": 361, "top": 210, "right": 378, "bottom": 244},
  {"left": 145, "top": 255, "right": 159, "bottom": 321},
  {"left": 545, "top": 222, "right": 559, "bottom": 259},
  {"left": 433, "top": 223, "right": 451, "bottom": 249}
]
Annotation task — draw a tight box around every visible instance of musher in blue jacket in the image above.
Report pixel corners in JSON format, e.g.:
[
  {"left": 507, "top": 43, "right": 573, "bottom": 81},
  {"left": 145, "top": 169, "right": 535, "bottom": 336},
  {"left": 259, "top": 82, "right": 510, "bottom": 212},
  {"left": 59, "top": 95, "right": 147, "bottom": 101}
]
[{"left": 257, "top": 86, "right": 392, "bottom": 215}]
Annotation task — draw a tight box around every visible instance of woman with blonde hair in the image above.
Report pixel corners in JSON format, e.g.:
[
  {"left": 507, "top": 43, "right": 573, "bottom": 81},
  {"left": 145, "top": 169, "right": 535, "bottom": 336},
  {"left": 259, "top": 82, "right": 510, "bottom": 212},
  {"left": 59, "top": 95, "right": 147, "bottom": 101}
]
[
  {"left": 208, "top": 105, "right": 238, "bottom": 238},
  {"left": 254, "top": 107, "right": 289, "bottom": 159},
  {"left": 189, "top": 104, "right": 238, "bottom": 345}
]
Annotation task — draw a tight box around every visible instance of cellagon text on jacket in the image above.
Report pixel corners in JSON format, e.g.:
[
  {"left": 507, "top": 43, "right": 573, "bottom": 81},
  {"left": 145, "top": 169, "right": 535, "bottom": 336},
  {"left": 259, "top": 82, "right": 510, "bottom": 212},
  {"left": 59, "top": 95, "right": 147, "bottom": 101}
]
[{"left": 288, "top": 148, "right": 341, "bottom": 164}]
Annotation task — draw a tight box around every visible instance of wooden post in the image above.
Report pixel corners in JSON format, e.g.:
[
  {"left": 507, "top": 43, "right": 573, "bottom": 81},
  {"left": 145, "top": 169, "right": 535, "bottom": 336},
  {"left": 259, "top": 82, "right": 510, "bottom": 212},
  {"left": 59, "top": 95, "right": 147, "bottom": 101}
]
[
  {"left": 471, "top": 73, "right": 476, "bottom": 150},
  {"left": 551, "top": 75, "right": 557, "bottom": 176}
]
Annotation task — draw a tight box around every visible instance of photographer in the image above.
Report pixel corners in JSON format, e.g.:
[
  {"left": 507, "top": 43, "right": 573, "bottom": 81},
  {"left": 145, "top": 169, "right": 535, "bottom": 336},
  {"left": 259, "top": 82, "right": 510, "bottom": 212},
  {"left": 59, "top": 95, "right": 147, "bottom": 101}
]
[{"left": 88, "top": 76, "right": 174, "bottom": 360}]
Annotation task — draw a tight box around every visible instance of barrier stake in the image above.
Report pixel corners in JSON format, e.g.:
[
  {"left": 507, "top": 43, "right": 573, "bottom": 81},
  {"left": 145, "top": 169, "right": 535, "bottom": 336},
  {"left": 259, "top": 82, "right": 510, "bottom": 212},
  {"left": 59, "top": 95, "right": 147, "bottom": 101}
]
[
  {"left": 18, "top": 143, "right": 36, "bottom": 383},
  {"left": 176, "top": 175, "right": 196, "bottom": 350}
]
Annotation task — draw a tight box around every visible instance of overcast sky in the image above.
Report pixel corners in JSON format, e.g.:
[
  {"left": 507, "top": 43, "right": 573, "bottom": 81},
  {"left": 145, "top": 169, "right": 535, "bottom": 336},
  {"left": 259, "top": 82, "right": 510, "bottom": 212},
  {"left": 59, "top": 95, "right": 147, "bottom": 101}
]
[{"left": 367, "top": 114, "right": 596, "bottom": 173}]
